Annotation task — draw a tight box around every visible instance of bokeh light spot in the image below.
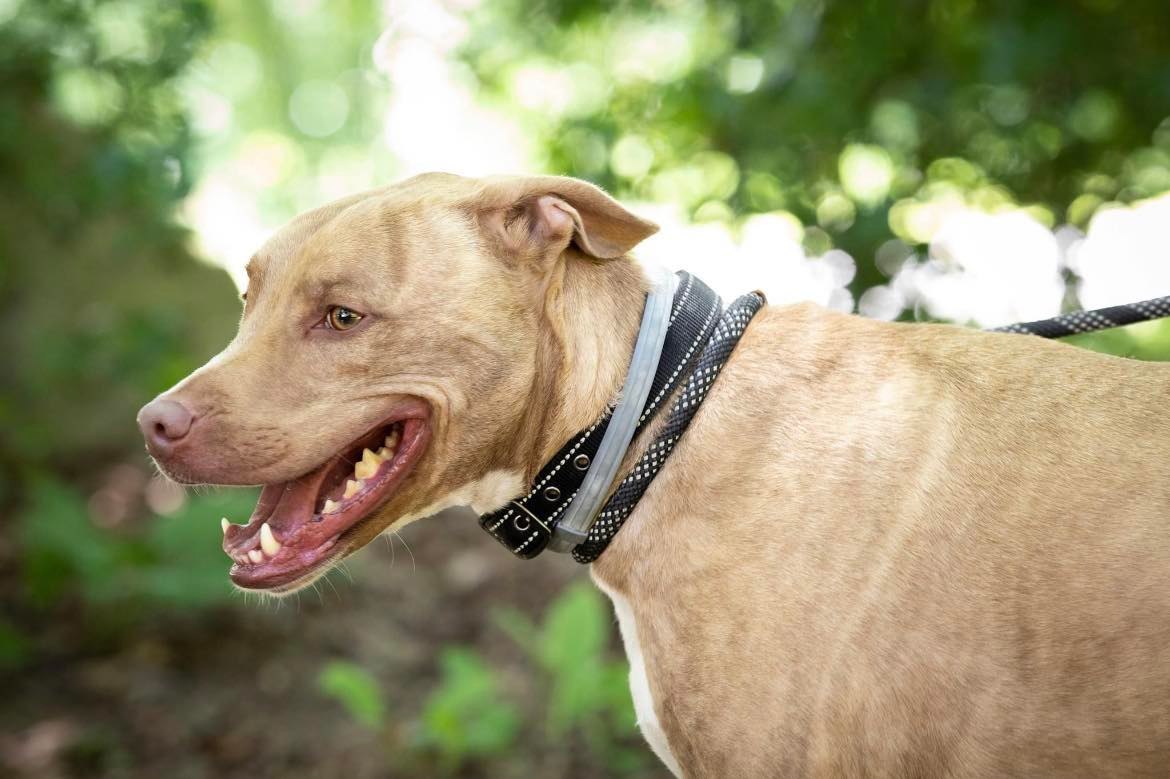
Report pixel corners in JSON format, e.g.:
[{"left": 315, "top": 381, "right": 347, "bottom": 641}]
[
  {"left": 203, "top": 42, "right": 262, "bottom": 100},
  {"left": 1069, "top": 90, "right": 1121, "bottom": 142},
  {"left": 510, "top": 64, "right": 574, "bottom": 116},
  {"left": 985, "top": 84, "right": 1030, "bottom": 127},
  {"left": 51, "top": 68, "right": 125, "bottom": 127},
  {"left": 726, "top": 55, "right": 764, "bottom": 94},
  {"left": 612, "top": 22, "right": 694, "bottom": 84},
  {"left": 858, "top": 285, "right": 905, "bottom": 320},
  {"left": 610, "top": 134, "right": 655, "bottom": 179},
  {"left": 816, "top": 192, "right": 856, "bottom": 232},
  {"left": 870, "top": 100, "right": 919, "bottom": 150},
  {"left": 289, "top": 80, "right": 350, "bottom": 138},
  {"left": 839, "top": 144, "right": 894, "bottom": 207},
  {"left": 92, "top": 1, "right": 155, "bottom": 63},
  {"left": 0, "top": 0, "right": 22, "bottom": 25}
]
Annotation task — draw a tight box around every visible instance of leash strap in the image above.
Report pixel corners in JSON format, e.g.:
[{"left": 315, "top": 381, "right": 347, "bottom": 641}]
[
  {"left": 478, "top": 272, "right": 721, "bottom": 559},
  {"left": 572, "top": 290, "right": 766, "bottom": 564},
  {"left": 991, "top": 296, "right": 1170, "bottom": 338}
]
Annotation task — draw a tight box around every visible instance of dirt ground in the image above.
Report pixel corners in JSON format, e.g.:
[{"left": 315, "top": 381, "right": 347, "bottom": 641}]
[{"left": 1, "top": 508, "right": 671, "bottom": 778}]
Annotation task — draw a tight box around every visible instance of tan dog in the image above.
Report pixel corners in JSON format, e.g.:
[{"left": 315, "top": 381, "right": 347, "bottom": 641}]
[{"left": 139, "top": 173, "right": 1170, "bottom": 777}]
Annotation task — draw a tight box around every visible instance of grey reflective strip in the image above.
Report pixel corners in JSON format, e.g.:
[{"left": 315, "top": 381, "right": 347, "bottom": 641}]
[{"left": 547, "top": 267, "right": 679, "bottom": 552}]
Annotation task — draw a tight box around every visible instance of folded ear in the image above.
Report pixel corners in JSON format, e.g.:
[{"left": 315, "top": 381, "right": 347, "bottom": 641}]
[{"left": 477, "top": 175, "right": 658, "bottom": 261}]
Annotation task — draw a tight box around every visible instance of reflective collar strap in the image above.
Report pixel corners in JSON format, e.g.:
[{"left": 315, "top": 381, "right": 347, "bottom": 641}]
[
  {"left": 479, "top": 271, "right": 721, "bottom": 559},
  {"left": 571, "top": 290, "right": 766, "bottom": 563},
  {"left": 548, "top": 267, "right": 677, "bottom": 552}
]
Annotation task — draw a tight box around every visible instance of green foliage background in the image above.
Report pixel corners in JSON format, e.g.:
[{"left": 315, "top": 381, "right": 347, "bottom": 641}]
[
  {"left": 463, "top": 0, "right": 1170, "bottom": 295},
  {"left": 0, "top": 0, "right": 1167, "bottom": 777}
]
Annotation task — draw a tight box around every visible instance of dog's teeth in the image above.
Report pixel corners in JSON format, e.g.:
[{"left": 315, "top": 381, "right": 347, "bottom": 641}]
[
  {"left": 260, "top": 522, "right": 281, "bottom": 555},
  {"left": 354, "top": 448, "right": 382, "bottom": 480},
  {"left": 221, "top": 517, "right": 230, "bottom": 534},
  {"left": 322, "top": 498, "right": 339, "bottom": 514},
  {"left": 343, "top": 479, "right": 361, "bottom": 499},
  {"left": 377, "top": 446, "right": 391, "bottom": 459},
  {"left": 248, "top": 549, "right": 264, "bottom": 564},
  {"left": 384, "top": 430, "right": 400, "bottom": 449}
]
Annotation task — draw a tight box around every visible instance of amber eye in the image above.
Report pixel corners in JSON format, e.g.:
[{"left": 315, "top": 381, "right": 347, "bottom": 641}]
[{"left": 326, "top": 306, "right": 363, "bottom": 331}]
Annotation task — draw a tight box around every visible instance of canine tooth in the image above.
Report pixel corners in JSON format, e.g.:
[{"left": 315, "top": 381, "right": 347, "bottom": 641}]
[
  {"left": 248, "top": 549, "right": 264, "bottom": 564},
  {"left": 322, "top": 499, "right": 339, "bottom": 514},
  {"left": 354, "top": 448, "right": 382, "bottom": 480},
  {"left": 343, "top": 479, "right": 360, "bottom": 499},
  {"left": 260, "top": 522, "right": 281, "bottom": 555},
  {"left": 221, "top": 517, "right": 230, "bottom": 534}
]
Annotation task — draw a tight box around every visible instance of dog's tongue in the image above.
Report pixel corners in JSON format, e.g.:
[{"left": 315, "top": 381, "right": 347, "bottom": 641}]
[{"left": 249, "top": 464, "right": 331, "bottom": 538}]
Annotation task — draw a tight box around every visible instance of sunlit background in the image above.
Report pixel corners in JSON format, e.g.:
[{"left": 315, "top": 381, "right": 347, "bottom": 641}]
[
  {"left": 177, "top": 0, "right": 1170, "bottom": 330},
  {"left": 2, "top": 0, "right": 1169, "bottom": 776}
]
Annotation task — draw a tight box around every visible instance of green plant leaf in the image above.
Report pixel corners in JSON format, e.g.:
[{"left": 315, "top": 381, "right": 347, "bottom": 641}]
[
  {"left": 17, "top": 475, "right": 249, "bottom": 610},
  {"left": 491, "top": 605, "right": 539, "bottom": 655},
  {"left": 419, "top": 647, "right": 519, "bottom": 768},
  {"left": 537, "top": 582, "right": 609, "bottom": 672},
  {"left": 318, "top": 660, "right": 386, "bottom": 730},
  {"left": 18, "top": 476, "right": 128, "bottom": 605},
  {"left": 0, "top": 619, "right": 30, "bottom": 672},
  {"left": 537, "top": 583, "right": 612, "bottom": 734}
]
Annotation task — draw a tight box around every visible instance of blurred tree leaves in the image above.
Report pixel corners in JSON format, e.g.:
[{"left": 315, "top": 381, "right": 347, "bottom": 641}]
[
  {"left": 0, "top": 1, "right": 250, "bottom": 642},
  {"left": 0, "top": 0, "right": 240, "bottom": 477},
  {"left": 18, "top": 476, "right": 251, "bottom": 609},
  {"left": 458, "top": 0, "right": 1170, "bottom": 294}
]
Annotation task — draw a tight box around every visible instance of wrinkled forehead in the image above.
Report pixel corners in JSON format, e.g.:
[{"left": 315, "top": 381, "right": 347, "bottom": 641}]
[{"left": 244, "top": 173, "right": 483, "bottom": 293}]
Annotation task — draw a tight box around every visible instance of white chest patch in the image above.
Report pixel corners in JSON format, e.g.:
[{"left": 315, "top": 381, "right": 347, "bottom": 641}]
[{"left": 593, "top": 577, "right": 683, "bottom": 777}]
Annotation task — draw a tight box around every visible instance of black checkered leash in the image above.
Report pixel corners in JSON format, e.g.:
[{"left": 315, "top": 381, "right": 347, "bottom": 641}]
[{"left": 990, "top": 296, "right": 1170, "bottom": 337}]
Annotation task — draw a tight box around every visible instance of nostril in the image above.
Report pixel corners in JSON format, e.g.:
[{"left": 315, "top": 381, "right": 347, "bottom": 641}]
[{"left": 138, "top": 398, "right": 195, "bottom": 453}]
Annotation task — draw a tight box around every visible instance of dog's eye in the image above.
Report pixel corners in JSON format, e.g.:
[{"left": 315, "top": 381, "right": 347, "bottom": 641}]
[{"left": 325, "top": 306, "right": 364, "bottom": 331}]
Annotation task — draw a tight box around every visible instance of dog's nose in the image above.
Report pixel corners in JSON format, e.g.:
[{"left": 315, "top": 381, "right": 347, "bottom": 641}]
[{"left": 137, "top": 398, "right": 194, "bottom": 457}]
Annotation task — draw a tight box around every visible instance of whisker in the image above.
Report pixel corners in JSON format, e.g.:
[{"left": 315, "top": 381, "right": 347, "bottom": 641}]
[
  {"left": 324, "top": 575, "right": 340, "bottom": 602},
  {"left": 394, "top": 531, "right": 416, "bottom": 573}
]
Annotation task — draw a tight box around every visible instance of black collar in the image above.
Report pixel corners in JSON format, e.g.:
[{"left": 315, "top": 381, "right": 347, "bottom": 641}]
[{"left": 479, "top": 271, "right": 763, "bottom": 562}]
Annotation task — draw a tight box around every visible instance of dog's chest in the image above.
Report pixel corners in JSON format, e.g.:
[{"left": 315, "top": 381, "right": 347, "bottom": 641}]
[{"left": 593, "top": 578, "right": 683, "bottom": 777}]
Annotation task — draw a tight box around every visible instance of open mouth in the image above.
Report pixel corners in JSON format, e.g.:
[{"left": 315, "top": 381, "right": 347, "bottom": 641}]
[{"left": 222, "top": 400, "right": 431, "bottom": 592}]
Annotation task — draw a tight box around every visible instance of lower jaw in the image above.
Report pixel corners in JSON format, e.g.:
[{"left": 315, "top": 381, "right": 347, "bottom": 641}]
[
  {"left": 229, "top": 536, "right": 345, "bottom": 592},
  {"left": 223, "top": 407, "right": 431, "bottom": 592},
  {"left": 231, "top": 544, "right": 345, "bottom": 593}
]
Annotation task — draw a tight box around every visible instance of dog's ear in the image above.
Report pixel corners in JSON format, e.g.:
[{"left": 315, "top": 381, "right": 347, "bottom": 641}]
[{"left": 477, "top": 175, "right": 658, "bottom": 261}]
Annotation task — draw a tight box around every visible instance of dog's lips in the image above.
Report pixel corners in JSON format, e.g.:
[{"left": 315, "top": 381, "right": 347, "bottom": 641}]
[{"left": 222, "top": 405, "right": 431, "bottom": 591}]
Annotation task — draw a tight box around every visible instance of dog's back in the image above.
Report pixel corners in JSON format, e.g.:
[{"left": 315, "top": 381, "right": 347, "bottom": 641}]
[{"left": 594, "top": 302, "right": 1170, "bottom": 777}]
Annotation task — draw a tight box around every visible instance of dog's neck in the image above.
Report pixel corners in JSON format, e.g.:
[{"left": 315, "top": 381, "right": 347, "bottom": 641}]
[{"left": 517, "top": 252, "right": 650, "bottom": 482}]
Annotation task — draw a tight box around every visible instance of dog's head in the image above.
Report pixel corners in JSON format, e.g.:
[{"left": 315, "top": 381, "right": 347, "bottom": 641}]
[{"left": 137, "top": 173, "right": 657, "bottom": 592}]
